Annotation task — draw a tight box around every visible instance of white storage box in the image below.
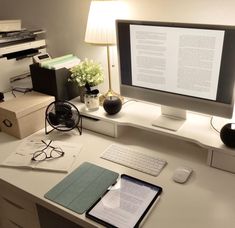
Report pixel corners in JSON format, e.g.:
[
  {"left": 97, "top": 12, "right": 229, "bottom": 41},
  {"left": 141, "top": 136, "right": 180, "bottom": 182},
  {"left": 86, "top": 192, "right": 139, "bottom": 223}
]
[{"left": 0, "top": 91, "right": 54, "bottom": 139}]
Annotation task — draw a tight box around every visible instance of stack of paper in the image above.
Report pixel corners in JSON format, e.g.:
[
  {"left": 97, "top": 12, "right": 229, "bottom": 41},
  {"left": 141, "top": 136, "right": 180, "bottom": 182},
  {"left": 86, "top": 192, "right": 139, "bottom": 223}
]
[
  {"left": 0, "top": 139, "right": 83, "bottom": 173},
  {"left": 0, "top": 20, "right": 21, "bottom": 32},
  {"left": 40, "top": 54, "right": 80, "bottom": 70}
]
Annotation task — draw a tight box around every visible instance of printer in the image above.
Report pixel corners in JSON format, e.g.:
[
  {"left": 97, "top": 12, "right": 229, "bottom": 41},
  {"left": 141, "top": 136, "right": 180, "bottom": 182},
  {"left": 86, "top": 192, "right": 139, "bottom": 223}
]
[{"left": 0, "top": 20, "right": 47, "bottom": 93}]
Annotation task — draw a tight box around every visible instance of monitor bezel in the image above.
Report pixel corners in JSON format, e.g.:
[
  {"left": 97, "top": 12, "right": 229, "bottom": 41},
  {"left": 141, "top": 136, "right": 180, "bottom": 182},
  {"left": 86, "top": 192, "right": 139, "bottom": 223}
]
[{"left": 116, "top": 20, "right": 235, "bottom": 119}]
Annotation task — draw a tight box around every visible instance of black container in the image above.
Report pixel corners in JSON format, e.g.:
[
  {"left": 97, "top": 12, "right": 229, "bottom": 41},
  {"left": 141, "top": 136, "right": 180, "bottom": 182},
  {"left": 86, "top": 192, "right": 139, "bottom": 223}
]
[
  {"left": 30, "top": 63, "right": 79, "bottom": 101},
  {"left": 220, "top": 123, "right": 235, "bottom": 148},
  {"left": 103, "top": 96, "right": 122, "bottom": 115}
]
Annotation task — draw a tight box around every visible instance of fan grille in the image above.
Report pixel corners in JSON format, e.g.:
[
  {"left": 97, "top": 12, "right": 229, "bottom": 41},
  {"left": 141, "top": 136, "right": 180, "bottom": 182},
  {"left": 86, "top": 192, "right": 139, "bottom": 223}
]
[{"left": 46, "top": 101, "right": 81, "bottom": 132}]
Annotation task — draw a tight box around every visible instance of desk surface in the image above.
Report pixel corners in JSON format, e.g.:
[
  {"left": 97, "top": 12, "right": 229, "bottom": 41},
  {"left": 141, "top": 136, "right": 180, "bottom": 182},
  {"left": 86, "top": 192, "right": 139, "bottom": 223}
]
[{"left": 0, "top": 126, "right": 235, "bottom": 228}]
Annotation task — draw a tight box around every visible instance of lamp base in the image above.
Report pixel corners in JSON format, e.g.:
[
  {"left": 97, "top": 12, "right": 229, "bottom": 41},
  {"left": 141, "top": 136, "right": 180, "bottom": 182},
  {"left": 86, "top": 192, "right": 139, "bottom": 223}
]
[{"left": 99, "top": 89, "right": 124, "bottom": 105}]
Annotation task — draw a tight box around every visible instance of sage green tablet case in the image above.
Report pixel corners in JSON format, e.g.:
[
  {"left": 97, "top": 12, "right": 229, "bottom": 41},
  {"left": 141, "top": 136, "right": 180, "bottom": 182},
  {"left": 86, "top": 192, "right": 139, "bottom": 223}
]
[{"left": 45, "top": 162, "right": 119, "bottom": 214}]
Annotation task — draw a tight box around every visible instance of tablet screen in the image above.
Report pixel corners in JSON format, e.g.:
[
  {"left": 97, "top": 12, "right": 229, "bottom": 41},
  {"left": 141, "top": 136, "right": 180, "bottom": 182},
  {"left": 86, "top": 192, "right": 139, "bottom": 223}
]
[{"left": 86, "top": 174, "right": 162, "bottom": 228}]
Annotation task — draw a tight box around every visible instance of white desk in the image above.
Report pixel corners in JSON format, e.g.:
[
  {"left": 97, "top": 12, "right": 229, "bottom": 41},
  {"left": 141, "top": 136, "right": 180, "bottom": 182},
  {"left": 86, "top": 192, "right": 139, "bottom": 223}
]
[
  {"left": 73, "top": 97, "right": 235, "bottom": 173},
  {"left": 0, "top": 124, "right": 235, "bottom": 228}
]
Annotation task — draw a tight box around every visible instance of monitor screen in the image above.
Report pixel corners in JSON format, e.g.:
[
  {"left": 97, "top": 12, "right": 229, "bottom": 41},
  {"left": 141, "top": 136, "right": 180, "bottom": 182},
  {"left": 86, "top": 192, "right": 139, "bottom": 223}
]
[{"left": 116, "top": 20, "right": 235, "bottom": 131}]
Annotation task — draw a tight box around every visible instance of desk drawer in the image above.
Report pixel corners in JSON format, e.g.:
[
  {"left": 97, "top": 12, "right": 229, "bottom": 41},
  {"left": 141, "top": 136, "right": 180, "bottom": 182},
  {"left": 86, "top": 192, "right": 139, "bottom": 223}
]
[
  {"left": 1, "top": 217, "right": 23, "bottom": 228},
  {"left": 82, "top": 116, "right": 117, "bottom": 137},
  {"left": 210, "top": 150, "right": 235, "bottom": 173},
  {"left": 1, "top": 217, "right": 39, "bottom": 228},
  {"left": 0, "top": 195, "right": 39, "bottom": 228},
  {"left": 0, "top": 186, "right": 35, "bottom": 213},
  {"left": 1, "top": 217, "right": 31, "bottom": 228},
  {"left": 0, "top": 184, "right": 40, "bottom": 228}
]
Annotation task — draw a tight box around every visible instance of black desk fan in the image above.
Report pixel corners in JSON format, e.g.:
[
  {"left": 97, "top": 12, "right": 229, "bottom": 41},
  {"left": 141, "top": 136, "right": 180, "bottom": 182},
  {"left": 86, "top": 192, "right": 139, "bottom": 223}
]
[{"left": 45, "top": 100, "right": 82, "bottom": 135}]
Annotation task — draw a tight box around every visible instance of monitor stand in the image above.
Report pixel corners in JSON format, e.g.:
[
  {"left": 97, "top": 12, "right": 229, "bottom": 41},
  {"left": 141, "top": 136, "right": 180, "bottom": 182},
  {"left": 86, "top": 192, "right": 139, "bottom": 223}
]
[{"left": 152, "top": 105, "right": 186, "bottom": 131}]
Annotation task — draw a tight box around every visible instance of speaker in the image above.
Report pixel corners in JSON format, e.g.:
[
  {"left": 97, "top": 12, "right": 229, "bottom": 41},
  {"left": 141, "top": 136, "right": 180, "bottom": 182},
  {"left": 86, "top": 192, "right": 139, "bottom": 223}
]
[
  {"left": 220, "top": 123, "right": 235, "bottom": 148},
  {"left": 103, "top": 96, "right": 122, "bottom": 115}
]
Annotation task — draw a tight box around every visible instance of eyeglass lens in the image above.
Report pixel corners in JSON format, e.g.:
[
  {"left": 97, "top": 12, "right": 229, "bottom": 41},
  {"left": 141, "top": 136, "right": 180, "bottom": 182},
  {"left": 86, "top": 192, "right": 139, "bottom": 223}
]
[{"left": 32, "top": 140, "right": 64, "bottom": 161}]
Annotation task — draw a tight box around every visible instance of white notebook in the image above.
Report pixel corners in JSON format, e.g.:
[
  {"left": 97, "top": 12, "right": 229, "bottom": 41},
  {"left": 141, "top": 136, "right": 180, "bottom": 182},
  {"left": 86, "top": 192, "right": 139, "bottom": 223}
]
[{"left": 1, "top": 139, "right": 82, "bottom": 173}]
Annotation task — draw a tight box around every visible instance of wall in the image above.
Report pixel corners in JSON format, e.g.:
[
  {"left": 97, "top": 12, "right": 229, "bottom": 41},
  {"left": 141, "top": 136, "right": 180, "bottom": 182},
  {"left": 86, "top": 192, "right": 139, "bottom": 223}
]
[{"left": 1, "top": 0, "right": 235, "bottom": 93}]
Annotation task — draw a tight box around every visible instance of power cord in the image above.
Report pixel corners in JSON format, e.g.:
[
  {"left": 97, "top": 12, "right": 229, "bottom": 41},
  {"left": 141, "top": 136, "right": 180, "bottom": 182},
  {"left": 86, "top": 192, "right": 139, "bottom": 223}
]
[
  {"left": 122, "top": 99, "right": 138, "bottom": 106},
  {"left": 11, "top": 88, "right": 33, "bottom": 97},
  {"left": 210, "top": 116, "right": 220, "bottom": 133}
]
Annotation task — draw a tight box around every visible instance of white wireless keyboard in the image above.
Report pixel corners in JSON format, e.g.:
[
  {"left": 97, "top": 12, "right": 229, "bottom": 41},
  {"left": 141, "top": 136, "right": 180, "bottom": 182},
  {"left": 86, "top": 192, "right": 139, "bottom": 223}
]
[{"left": 101, "top": 144, "right": 167, "bottom": 176}]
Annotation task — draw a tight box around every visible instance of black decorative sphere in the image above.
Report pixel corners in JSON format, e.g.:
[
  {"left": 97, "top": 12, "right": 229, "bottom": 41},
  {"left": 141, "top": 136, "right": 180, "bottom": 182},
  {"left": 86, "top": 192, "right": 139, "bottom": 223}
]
[
  {"left": 103, "top": 96, "right": 122, "bottom": 115},
  {"left": 220, "top": 123, "right": 235, "bottom": 148}
]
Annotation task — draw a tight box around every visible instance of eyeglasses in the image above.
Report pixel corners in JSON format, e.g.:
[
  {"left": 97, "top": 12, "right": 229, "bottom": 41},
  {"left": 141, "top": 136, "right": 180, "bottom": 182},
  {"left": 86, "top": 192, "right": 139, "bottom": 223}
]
[{"left": 31, "top": 140, "right": 64, "bottom": 162}]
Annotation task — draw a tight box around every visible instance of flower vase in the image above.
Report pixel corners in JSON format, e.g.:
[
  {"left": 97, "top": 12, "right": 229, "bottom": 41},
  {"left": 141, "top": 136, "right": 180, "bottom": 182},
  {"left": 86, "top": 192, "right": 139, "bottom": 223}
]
[{"left": 84, "top": 89, "right": 100, "bottom": 111}]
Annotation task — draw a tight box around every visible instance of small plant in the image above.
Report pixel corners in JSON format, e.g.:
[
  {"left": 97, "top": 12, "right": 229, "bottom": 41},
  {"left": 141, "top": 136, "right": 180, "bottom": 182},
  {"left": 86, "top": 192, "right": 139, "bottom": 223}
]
[{"left": 69, "top": 58, "right": 104, "bottom": 89}]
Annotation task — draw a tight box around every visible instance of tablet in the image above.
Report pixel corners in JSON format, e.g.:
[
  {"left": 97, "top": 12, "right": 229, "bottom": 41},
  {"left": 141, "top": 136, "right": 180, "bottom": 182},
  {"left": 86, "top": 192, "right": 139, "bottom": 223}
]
[{"left": 86, "top": 174, "right": 162, "bottom": 228}]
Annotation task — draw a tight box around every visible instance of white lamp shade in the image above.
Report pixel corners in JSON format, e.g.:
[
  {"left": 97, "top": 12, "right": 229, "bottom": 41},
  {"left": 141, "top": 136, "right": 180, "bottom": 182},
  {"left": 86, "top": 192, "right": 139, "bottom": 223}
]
[{"left": 85, "top": 1, "right": 125, "bottom": 45}]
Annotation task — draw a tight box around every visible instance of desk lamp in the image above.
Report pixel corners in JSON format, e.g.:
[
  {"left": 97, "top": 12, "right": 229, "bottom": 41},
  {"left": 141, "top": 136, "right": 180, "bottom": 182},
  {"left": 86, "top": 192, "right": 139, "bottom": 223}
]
[{"left": 85, "top": 0, "right": 125, "bottom": 103}]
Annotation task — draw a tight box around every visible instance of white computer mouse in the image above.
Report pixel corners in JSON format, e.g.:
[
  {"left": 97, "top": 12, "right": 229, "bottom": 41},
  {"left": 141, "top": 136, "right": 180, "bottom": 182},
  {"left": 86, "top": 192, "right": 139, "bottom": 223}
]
[{"left": 172, "top": 166, "right": 193, "bottom": 184}]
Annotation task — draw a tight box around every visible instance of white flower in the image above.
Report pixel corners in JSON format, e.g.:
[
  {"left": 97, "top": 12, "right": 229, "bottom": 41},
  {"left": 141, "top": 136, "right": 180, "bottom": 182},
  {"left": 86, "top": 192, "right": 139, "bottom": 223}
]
[{"left": 69, "top": 59, "right": 104, "bottom": 87}]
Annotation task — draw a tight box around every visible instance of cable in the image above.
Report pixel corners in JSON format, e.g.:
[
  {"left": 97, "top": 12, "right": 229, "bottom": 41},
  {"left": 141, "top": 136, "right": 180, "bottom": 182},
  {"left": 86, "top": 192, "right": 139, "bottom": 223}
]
[
  {"left": 11, "top": 87, "right": 32, "bottom": 97},
  {"left": 122, "top": 99, "right": 138, "bottom": 106},
  {"left": 210, "top": 116, "right": 220, "bottom": 133}
]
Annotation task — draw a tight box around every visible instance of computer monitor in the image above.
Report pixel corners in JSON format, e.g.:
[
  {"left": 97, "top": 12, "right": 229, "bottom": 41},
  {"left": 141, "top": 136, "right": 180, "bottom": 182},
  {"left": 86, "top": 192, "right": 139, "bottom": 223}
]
[{"left": 116, "top": 20, "right": 235, "bottom": 131}]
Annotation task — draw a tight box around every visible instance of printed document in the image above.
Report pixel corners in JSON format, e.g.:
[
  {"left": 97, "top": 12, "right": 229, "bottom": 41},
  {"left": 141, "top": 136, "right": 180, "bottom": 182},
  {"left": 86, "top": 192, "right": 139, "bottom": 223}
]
[{"left": 1, "top": 139, "right": 82, "bottom": 172}]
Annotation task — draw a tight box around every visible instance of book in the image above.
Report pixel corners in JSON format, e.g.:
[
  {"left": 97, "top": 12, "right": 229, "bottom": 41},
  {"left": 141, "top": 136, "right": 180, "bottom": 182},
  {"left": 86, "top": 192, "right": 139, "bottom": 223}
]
[{"left": 0, "top": 139, "right": 83, "bottom": 173}]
